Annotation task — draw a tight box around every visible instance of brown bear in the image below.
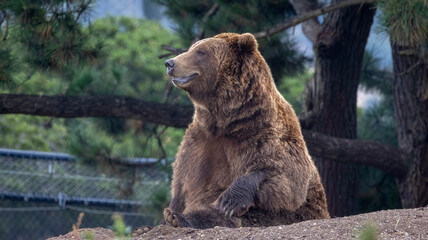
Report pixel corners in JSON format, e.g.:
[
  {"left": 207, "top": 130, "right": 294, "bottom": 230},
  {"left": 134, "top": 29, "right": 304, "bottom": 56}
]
[{"left": 163, "top": 32, "right": 329, "bottom": 229}]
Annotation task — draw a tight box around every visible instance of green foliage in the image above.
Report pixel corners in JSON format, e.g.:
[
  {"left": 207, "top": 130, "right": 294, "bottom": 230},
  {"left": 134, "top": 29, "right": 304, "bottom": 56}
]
[
  {"left": 149, "top": 184, "right": 171, "bottom": 224},
  {"left": 73, "top": 17, "right": 186, "bottom": 101},
  {"left": 358, "top": 165, "right": 401, "bottom": 213},
  {"left": 4, "top": 16, "right": 186, "bottom": 101},
  {"left": 0, "top": 0, "right": 102, "bottom": 69},
  {"left": 66, "top": 120, "right": 114, "bottom": 163},
  {"left": 154, "top": 0, "right": 309, "bottom": 80},
  {"left": 277, "top": 70, "right": 311, "bottom": 114},
  {"left": 66, "top": 119, "right": 184, "bottom": 163},
  {"left": 0, "top": 115, "right": 67, "bottom": 151},
  {"left": 358, "top": 95, "right": 401, "bottom": 212},
  {"left": 359, "top": 49, "right": 393, "bottom": 96},
  {"left": 18, "top": 72, "right": 68, "bottom": 95},
  {"left": 50, "top": 18, "right": 182, "bottom": 211},
  {"left": 0, "top": 49, "right": 17, "bottom": 86},
  {"left": 377, "top": 0, "right": 428, "bottom": 46},
  {"left": 358, "top": 49, "right": 396, "bottom": 146},
  {"left": 357, "top": 101, "right": 397, "bottom": 147},
  {"left": 1, "top": 17, "right": 186, "bottom": 160},
  {"left": 357, "top": 223, "right": 378, "bottom": 240},
  {"left": 1, "top": 17, "right": 181, "bottom": 216},
  {"left": 61, "top": 17, "right": 187, "bottom": 170}
]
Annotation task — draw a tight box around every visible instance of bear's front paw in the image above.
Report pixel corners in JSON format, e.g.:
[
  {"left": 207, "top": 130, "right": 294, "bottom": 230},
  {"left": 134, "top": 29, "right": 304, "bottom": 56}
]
[
  {"left": 163, "top": 208, "right": 190, "bottom": 228},
  {"left": 131, "top": 226, "right": 152, "bottom": 237},
  {"left": 216, "top": 190, "right": 253, "bottom": 218}
]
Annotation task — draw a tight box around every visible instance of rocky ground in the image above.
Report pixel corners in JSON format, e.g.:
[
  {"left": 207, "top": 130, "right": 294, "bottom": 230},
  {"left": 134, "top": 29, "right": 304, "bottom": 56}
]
[{"left": 49, "top": 207, "right": 428, "bottom": 240}]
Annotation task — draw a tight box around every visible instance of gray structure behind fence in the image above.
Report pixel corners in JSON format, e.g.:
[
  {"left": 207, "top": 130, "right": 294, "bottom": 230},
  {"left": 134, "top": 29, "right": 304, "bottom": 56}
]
[{"left": 0, "top": 148, "right": 170, "bottom": 240}]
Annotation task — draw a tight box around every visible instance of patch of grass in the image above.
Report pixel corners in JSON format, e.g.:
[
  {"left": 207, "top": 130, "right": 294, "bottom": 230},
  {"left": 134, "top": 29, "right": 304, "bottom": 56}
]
[
  {"left": 82, "top": 230, "right": 95, "bottom": 240},
  {"left": 357, "top": 222, "right": 378, "bottom": 240},
  {"left": 112, "top": 213, "right": 132, "bottom": 240}
]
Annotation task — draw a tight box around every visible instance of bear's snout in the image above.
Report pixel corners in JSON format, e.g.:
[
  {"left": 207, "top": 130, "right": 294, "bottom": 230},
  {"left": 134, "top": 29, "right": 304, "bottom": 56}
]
[{"left": 165, "top": 59, "right": 175, "bottom": 75}]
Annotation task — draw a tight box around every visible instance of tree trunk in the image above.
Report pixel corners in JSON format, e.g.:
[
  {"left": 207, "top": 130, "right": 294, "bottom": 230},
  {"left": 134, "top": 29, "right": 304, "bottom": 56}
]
[
  {"left": 301, "top": 2, "right": 376, "bottom": 217},
  {"left": 391, "top": 44, "right": 428, "bottom": 208}
]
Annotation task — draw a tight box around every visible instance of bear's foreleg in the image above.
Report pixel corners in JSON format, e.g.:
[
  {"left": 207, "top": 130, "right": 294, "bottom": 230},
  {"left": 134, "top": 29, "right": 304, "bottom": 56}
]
[
  {"left": 168, "top": 181, "right": 186, "bottom": 213},
  {"left": 216, "top": 170, "right": 265, "bottom": 218}
]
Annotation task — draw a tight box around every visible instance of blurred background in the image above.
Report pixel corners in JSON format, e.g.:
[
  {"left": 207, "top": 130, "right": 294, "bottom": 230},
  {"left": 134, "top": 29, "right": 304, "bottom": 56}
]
[{"left": 0, "top": 0, "right": 426, "bottom": 239}]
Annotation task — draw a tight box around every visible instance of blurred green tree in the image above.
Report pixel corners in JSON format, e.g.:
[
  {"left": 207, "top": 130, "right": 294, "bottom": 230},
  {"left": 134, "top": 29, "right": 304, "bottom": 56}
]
[
  {"left": 1, "top": 11, "right": 185, "bottom": 221},
  {"left": 0, "top": 0, "right": 101, "bottom": 80},
  {"left": 0, "top": 0, "right": 97, "bottom": 151},
  {"left": 62, "top": 17, "right": 187, "bottom": 166},
  {"left": 0, "top": 13, "right": 187, "bottom": 161}
]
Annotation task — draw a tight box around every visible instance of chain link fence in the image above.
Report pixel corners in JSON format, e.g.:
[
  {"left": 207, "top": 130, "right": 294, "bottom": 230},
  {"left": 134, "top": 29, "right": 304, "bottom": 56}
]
[{"left": 0, "top": 148, "right": 170, "bottom": 240}]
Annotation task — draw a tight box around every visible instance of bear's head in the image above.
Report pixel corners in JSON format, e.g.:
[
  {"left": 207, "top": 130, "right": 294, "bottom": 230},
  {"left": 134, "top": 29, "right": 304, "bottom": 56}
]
[{"left": 165, "top": 33, "right": 262, "bottom": 107}]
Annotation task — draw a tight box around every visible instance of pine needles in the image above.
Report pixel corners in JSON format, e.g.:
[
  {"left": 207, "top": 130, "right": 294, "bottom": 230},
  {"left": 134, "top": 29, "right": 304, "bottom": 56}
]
[{"left": 377, "top": 0, "right": 428, "bottom": 47}]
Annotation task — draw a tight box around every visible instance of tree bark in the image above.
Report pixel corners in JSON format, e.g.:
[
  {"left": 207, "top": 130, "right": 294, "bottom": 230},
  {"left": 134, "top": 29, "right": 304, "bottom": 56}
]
[
  {"left": 0, "top": 94, "right": 194, "bottom": 128},
  {"left": 302, "top": 130, "right": 408, "bottom": 178},
  {"left": 391, "top": 44, "right": 428, "bottom": 208},
  {"left": 301, "top": 1, "right": 376, "bottom": 217},
  {"left": 288, "top": 0, "right": 320, "bottom": 42}
]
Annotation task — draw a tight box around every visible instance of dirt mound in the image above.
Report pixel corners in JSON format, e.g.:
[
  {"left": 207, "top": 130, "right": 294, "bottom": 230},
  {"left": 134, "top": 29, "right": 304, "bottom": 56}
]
[
  {"left": 47, "top": 227, "right": 115, "bottom": 240},
  {"left": 49, "top": 207, "right": 428, "bottom": 240}
]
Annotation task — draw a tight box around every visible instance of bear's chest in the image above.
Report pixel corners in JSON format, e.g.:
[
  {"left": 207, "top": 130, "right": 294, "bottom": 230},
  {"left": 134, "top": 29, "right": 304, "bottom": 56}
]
[
  {"left": 191, "top": 137, "right": 233, "bottom": 182},
  {"left": 178, "top": 136, "right": 237, "bottom": 204}
]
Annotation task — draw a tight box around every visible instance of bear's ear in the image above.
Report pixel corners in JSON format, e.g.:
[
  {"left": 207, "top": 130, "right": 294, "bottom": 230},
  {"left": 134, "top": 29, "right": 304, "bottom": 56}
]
[{"left": 238, "top": 33, "right": 258, "bottom": 53}]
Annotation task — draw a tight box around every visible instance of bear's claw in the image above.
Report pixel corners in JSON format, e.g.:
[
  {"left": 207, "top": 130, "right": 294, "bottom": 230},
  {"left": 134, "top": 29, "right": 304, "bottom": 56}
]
[
  {"left": 163, "top": 208, "right": 184, "bottom": 227},
  {"left": 217, "top": 191, "right": 252, "bottom": 218},
  {"left": 131, "top": 225, "right": 152, "bottom": 237}
]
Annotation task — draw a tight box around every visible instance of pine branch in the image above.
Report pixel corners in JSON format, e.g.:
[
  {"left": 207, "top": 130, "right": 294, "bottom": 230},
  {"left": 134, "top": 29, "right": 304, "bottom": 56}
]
[
  {"left": 159, "top": 3, "right": 220, "bottom": 59},
  {"left": 254, "top": 0, "right": 376, "bottom": 39},
  {"left": 74, "top": 0, "right": 93, "bottom": 24},
  {"left": 196, "top": 3, "right": 220, "bottom": 41},
  {"left": 1, "top": 10, "right": 9, "bottom": 41}
]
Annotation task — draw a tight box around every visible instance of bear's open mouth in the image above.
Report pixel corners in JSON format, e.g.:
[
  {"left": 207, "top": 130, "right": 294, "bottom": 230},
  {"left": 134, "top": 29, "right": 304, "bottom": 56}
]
[{"left": 172, "top": 73, "right": 199, "bottom": 86}]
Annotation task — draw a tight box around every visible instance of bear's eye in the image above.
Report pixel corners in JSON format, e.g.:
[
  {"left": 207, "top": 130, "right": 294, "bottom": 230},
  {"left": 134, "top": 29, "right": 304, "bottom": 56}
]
[{"left": 196, "top": 50, "right": 205, "bottom": 56}]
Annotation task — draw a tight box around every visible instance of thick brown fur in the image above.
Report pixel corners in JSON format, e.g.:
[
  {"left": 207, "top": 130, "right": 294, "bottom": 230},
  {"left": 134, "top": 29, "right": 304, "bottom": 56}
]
[{"left": 163, "top": 33, "right": 329, "bottom": 229}]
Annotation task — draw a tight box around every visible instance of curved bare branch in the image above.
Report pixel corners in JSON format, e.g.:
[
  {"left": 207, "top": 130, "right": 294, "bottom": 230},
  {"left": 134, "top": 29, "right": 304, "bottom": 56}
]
[{"left": 254, "top": 0, "right": 375, "bottom": 39}]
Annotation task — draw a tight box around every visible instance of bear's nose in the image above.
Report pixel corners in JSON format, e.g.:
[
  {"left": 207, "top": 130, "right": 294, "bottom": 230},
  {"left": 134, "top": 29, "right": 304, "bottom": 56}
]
[{"left": 165, "top": 59, "right": 175, "bottom": 69}]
